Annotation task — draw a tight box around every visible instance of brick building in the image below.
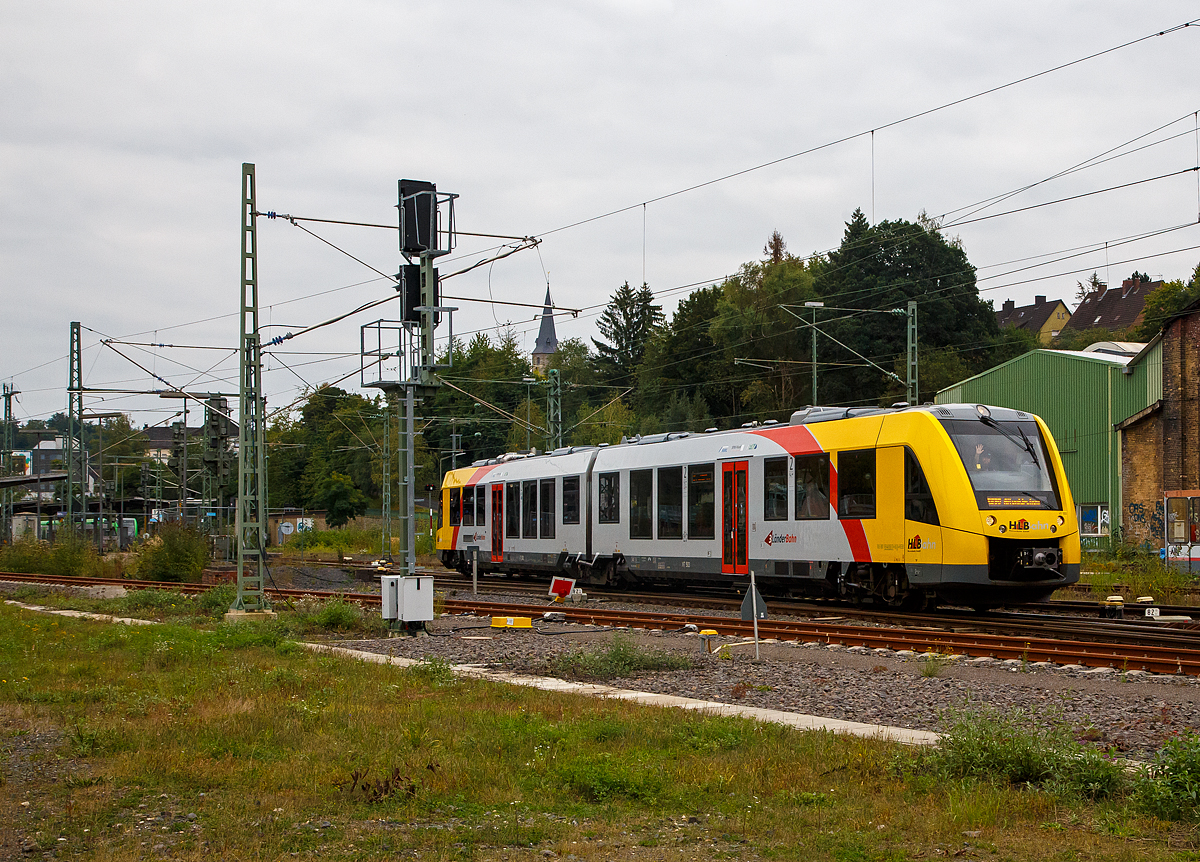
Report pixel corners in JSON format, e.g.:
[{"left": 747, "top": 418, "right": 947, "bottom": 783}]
[{"left": 1115, "top": 297, "right": 1200, "bottom": 554}]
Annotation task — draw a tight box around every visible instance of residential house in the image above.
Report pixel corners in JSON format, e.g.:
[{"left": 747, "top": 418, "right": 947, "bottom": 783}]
[{"left": 995, "top": 295, "right": 1071, "bottom": 344}]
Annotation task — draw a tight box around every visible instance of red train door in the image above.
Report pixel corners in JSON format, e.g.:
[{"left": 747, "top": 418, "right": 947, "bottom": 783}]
[
  {"left": 491, "top": 484, "right": 504, "bottom": 562},
  {"left": 722, "top": 461, "right": 749, "bottom": 575}
]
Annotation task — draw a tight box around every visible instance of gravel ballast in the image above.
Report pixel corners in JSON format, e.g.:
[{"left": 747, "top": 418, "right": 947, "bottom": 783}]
[{"left": 341, "top": 590, "right": 1200, "bottom": 759}]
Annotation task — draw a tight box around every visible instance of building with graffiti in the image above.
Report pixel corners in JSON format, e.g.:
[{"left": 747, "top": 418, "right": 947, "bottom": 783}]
[{"left": 1114, "top": 297, "right": 1200, "bottom": 568}]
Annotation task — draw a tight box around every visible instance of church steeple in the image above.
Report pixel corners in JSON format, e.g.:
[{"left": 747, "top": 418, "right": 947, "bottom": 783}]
[{"left": 531, "top": 287, "right": 558, "bottom": 371}]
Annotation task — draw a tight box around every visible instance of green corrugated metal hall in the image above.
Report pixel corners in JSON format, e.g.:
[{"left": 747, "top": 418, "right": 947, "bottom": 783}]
[{"left": 936, "top": 348, "right": 1159, "bottom": 541}]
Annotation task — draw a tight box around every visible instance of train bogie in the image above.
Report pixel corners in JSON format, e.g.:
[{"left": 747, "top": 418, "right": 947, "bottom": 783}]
[{"left": 436, "top": 404, "right": 1081, "bottom": 609}]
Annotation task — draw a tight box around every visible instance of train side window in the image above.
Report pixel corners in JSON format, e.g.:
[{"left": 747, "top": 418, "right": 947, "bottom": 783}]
[
  {"left": 658, "top": 466, "right": 683, "bottom": 539},
  {"left": 562, "top": 475, "right": 580, "bottom": 524},
  {"left": 688, "top": 463, "right": 715, "bottom": 539},
  {"left": 476, "top": 486, "right": 487, "bottom": 527},
  {"left": 449, "top": 488, "right": 461, "bottom": 526},
  {"left": 505, "top": 483, "right": 520, "bottom": 538},
  {"left": 763, "top": 457, "right": 788, "bottom": 521},
  {"left": 904, "top": 448, "right": 939, "bottom": 526},
  {"left": 795, "top": 453, "right": 830, "bottom": 520},
  {"left": 630, "top": 469, "right": 653, "bottom": 539},
  {"left": 540, "top": 479, "right": 556, "bottom": 539},
  {"left": 598, "top": 472, "right": 620, "bottom": 524},
  {"left": 462, "top": 486, "right": 474, "bottom": 526},
  {"left": 522, "top": 480, "right": 538, "bottom": 538},
  {"left": 837, "top": 449, "right": 876, "bottom": 519}
]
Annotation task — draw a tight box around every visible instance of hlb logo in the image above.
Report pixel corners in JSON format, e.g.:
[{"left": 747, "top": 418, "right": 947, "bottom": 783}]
[
  {"left": 1009, "top": 519, "right": 1030, "bottom": 531},
  {"left": 908, "top": 534, "right": 922, "bottom": 550}
]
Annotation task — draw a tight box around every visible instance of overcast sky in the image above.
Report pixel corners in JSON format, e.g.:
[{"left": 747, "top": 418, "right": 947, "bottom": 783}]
[{"left": 3, "top": 2, "right": 1199, "bottom": 428}]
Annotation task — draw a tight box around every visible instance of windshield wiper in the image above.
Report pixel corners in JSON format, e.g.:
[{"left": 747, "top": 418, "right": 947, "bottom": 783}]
[
  {"left": 978, "top": 415, "right": 1040, "bottom": 467},
  {"left": 1017, "top": 425, "right": 1040, "bottom": 468}
]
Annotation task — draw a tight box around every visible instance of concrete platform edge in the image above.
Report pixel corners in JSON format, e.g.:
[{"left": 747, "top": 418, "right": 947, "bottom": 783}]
[{"left": 301, "top": 642, "right": 940, "bottom": 746}]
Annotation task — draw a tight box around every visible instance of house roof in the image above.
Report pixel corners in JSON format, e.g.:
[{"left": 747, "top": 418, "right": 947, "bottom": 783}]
[
  {"left": 531, "top": 288, "right": 558, "bottom": 357},
  {"left": 1061, "top": 278, "right": 1157, "bottom": 333},
  {"left": 995, "top": 296, "right": 1065, "bottom": 333}
]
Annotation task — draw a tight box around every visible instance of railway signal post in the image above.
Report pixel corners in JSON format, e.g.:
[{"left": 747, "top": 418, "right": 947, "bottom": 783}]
[{"left": 362, "top": 179, "right": 458, "bottom": 582}]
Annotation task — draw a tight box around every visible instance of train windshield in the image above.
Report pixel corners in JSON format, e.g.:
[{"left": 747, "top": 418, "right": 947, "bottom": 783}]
[{"left": 940, "top": 418, "right": 1061, "bottom": 510}]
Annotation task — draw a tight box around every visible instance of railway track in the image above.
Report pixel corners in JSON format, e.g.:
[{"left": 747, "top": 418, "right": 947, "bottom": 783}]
[
  {"left": 439, "top": 597, "right": 1200, "bottom": 677},
  {"left": 3, "top": 570, "right": 1198, "bottom": 676}
]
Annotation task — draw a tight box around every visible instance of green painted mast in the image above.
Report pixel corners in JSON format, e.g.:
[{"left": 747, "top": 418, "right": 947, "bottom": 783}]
[{"left": 232, "top": 163, "right": 268, "bottom": 612}]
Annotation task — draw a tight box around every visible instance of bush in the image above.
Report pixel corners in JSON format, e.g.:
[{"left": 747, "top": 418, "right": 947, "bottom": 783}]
[
  {"left": 0, "top": 537, "right": 51, "bottom": 573},
  {"left": 131, "top": 522, "right": 210, "bottom": 583},
  {"left": 903, "top": 707, "right": 1125, "bottom": 801},
  {"left": 1135, "top": 734, "right": 1200, "bottom": 822},
  {"left": 548, "top": 634, "right": 693, "bottom": 681},
  {"left": 0, "top": 533, "right": 111, "bottom": 578}
]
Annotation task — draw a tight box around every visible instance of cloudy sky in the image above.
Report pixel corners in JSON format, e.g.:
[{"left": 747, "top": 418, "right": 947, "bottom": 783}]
[{"left": 3, "top": 2, "right": 1198, "bottom": 427}]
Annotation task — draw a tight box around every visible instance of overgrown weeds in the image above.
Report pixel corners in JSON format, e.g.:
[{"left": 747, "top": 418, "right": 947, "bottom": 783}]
[
  {"left": 282, "top": 593, "right": 388, "bottom": 637},
  {"left": 900, "top": 707, "right": 1125, "bottom": 801},
  {"left": 0, "top": 533, "right": 118, "bottom": 578},
  {"left": 547, "top": 633, "right": 692, "bottom": 681},
  {"left": 1083, "top": 542, "right": 1195, "bottom": 604},
  {"left": 1135, "top": 734, "right": 1200, "bottom": 822}
]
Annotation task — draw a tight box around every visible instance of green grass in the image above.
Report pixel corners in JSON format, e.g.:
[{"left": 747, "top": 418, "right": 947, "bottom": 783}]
[{"left": 4, "top": 604, "right": 1200, "bottom": 860}]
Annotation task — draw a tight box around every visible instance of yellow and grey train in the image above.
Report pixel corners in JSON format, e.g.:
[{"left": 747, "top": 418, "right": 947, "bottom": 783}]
[{"left": 436, "top": 403, "right": 1080, "bottom": 609}]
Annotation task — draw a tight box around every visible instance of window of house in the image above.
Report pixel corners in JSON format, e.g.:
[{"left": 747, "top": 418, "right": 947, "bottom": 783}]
[
  {"left": 505, "top": 482, "right": 520, "bottom": 538},
  {"left": 522, "top": 480, "right": 538, "bottom": 538},
  {"left": 630, "top": 469, "right": 653, "bottom": 539},
  {"left": 562, "top": 476, "right": 580, "bottom": 524},
  {"left": 598, "top": 472, "right": 620, "bottom": 524},
  {"left": 763, "top": 457, "right": 788, "bottom": 521},
  {"left": 657, "top": 466, "right": 682, "bottom": 539},
  {"left": 1079, "top": 503, "right": 1109, "bottom": 538},
  {"left": 837, "top": 449, "right": 876, "bottom": 519},
  {"left": 688, "top": 463, "right": 715, "bottom": 539},
  {"left": 795, "top": 454, "right": 830, "bottom": 520},
  {"left": 539, "top": 479, "right": 555, "bottom": 539}
]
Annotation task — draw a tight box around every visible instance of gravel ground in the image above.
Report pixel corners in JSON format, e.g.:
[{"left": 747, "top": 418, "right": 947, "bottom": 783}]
[{"left": 341, "top": 590, "right": 1200, "bottom": 760}]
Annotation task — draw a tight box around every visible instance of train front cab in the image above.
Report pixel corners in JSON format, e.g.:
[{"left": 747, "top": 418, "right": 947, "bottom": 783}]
[
  {"left": 436, "top": 465, "right": 487, "bottom": 571},
  {"left": 883, "top": 406, "right": 1081, "bottom": 607}
]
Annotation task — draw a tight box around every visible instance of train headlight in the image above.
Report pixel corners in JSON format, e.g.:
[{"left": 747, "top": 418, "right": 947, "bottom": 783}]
[
  {"left": 985, "top": 515, "right": 996, "bottom": 527},
  {"left": 1057, "top": 516, "right": 1065, "bottom": 525},
  {"left": 998, "top": 524, "right": 1007, "bottom": 534}
]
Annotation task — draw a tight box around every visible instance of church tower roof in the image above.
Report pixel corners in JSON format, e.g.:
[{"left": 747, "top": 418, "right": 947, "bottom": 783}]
[{"left": 531, "top": 288, "right": 558, "bottom": 368}]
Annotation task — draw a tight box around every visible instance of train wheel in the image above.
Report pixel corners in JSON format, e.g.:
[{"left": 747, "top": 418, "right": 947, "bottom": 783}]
[{"left": 883, "top": 568, "right": 910, "bottom": 608}]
